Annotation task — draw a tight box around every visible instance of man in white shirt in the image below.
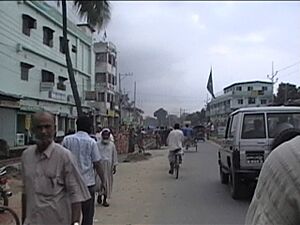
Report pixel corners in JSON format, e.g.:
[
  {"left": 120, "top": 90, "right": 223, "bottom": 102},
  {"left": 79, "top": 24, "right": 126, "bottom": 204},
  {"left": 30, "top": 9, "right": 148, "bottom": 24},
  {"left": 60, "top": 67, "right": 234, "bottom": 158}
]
[
  {"left": 167, "top": 123, "right": 184, "bottom": 174},
  {"left": 62, "top": 116, "right": 105, "bottom": 225}
]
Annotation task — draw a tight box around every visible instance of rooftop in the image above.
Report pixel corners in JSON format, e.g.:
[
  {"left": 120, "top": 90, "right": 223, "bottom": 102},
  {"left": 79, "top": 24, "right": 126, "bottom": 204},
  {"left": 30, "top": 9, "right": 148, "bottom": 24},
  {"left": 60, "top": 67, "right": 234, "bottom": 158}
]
[{"left": 224, "top": 80, "right": 273, "bottom": 91}]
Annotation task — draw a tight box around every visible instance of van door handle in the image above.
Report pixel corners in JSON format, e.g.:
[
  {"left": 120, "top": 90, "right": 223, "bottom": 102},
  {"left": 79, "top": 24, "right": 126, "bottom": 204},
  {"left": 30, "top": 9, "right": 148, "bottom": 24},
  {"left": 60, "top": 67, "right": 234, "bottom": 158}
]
[{"left": 257, "top": 142, "right": 265, "bottom": 144}]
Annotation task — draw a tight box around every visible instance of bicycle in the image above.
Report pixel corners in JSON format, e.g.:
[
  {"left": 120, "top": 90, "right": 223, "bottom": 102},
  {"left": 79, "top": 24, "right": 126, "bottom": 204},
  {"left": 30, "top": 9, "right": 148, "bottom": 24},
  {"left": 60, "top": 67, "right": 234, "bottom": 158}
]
[
  {"left": 0, "top": 206, "right": 20, "bottom": 225},
  {"left": 173, "top": 148, "right": 182, "bottom": 179}
]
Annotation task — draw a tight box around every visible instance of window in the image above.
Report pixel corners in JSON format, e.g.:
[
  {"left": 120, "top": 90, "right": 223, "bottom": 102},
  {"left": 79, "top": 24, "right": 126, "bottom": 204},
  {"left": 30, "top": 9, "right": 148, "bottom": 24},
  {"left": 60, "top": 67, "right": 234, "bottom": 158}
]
[
  {"left": 262, "top": 86, "right": 268, "bottom": 91},
  {"left": 96, "top": 53, "right": 107, "bottom": 63},
  {"left": 241, "top": 114, "right": 266, "bottom": 139},
  {"left": 238, "top": 99, "right": 243, "bottom": 104},
  {"left": 112, "top": 57, "right": 117, "bottom": 67},
  {"left": 248, "top": 86, "right": 253, "bottom": 91},
  {"left": 20, "top": 62, "right": 34, "bottom": 81},
  {"left": 113, "top": 75, "right": 117, "bottom": 85},
  {"left": 57, "top": 76, "right": 67, "bottom": 91},
  {"left": 95, "top": 73, "right": 106, "bottom": 83},
  {"left": 41, "top": 70, "right": 54, "bottom": 83},
  {"left": 229, "top": 115, "right": 239, "bottom": 138},
  {"left": 108, "top": 54, "right": 114, "bottom": 65},
  {"left": 108, "top": 73, "right": 113, "bottom": 84},
  {"left": 248, "top": 97, "right": 256, "bottom": 104},
  {"left": 98, "top": 92, "right": 105, "bottom": 102},
  {"left": 72, "top": 45, "right": 77, "bottom": 53},
  {"left": 267, "top": 113, "right": 300, "bottom": 138},
  {"left": 236, "top": 86, "right": 242, "bottom": 91},
  {"left": 261, "top": 99, "right": 267, "bottom": 104},
  {"left": 43, "top": 27, "right": 54, "bottom": 47},
  {"left": 59, "top": 36, "right": 69, "bottom": 53},
  {"left": 107, "top": 93, "right": 114, "bottom": 102},
  {"left": 22, "top": 14, "right": 36, "bottom": 36}
]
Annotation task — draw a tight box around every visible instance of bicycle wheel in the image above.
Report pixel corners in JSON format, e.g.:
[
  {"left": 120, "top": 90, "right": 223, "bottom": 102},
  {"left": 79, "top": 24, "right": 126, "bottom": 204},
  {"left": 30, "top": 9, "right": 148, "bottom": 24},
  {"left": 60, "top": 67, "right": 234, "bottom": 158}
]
[
  {"left": 175, "top": 164, "right": 179, "bottom": 179},
  {"left": 0, "top": 206, "right": 20, "bottom": 225}
]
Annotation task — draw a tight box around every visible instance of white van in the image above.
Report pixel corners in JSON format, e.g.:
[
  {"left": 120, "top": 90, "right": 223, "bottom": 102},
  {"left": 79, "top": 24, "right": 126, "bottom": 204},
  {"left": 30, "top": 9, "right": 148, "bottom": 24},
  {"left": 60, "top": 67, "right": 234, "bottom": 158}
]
[{"left": 218, "top": 106, "right": 300, "bottom": 199}]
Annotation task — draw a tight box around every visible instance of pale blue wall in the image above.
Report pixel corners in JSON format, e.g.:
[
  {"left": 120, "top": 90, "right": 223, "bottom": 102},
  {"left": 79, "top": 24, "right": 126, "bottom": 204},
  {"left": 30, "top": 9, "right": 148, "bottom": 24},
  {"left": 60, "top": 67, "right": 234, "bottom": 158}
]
[{"left": 0, "top": 1, "right": 94, "bottom": 106}]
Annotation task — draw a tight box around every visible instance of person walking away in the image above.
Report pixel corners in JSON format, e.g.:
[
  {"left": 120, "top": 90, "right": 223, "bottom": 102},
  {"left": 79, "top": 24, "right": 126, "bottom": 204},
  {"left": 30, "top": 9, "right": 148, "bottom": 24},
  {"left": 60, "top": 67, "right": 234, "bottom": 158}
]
[
  {"left": 167, "top": 123, "right": 184, "bottom": 174},
  {"left": 245, "top": 128, "right": 300, "bottom": 225},
  {"left": 95, "top": 128, "right": 118, "bottom": 207},
  {"left": 62, "top": 116, "right": 106, "bottom": 225},
  {"left": 182, "top": 124, "right": 193, "bottom": 149},
  {"left": 21, "top": 112, "right": 90, "bottom": 225}
]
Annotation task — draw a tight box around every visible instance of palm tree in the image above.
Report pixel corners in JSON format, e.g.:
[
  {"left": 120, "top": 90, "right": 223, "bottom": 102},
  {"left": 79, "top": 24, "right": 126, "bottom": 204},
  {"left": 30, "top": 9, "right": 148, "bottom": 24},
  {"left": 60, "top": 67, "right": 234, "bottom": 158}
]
[{"left": 61, "top": 0, "right": 110, "bottom": 116}]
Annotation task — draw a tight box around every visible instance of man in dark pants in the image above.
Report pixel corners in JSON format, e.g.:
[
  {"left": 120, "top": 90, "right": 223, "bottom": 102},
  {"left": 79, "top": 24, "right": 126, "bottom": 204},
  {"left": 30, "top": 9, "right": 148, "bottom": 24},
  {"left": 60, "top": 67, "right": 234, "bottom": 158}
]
[{"left": 63, "top": 116, "right": 105, "bottom": 225}]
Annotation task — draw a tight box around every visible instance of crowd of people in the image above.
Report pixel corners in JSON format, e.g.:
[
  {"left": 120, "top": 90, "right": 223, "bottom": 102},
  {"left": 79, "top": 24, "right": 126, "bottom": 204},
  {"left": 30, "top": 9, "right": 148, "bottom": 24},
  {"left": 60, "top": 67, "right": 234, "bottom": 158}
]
[{"left": 21, "top": 112, "right": 118, "bottom": 225}]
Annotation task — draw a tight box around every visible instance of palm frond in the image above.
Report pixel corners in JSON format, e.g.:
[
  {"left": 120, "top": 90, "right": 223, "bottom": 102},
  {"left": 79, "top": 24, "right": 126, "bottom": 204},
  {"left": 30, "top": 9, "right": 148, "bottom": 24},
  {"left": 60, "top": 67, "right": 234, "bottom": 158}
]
[{"left": 74, "top": 0, "right": 111, "bottom": 31}]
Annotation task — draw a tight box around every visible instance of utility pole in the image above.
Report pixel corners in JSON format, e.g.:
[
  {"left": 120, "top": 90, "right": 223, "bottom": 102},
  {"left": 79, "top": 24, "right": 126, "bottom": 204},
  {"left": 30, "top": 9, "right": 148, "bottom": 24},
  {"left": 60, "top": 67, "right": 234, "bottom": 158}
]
[
  {"left": 118, "top": 72, "right": 133, "bottom": 125},
  {"left": 133, "top": 81, "right": 136, "bottom": 125},
  {"left": 267, "top": 61, "right": 279, "bottom": 103}
]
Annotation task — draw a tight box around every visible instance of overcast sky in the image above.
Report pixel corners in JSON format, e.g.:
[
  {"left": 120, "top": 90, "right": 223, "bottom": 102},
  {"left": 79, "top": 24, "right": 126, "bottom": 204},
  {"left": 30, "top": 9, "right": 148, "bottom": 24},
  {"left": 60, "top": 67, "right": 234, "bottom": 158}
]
[{"left": 54, "top": 1, "right": 300, "bottom": 117}]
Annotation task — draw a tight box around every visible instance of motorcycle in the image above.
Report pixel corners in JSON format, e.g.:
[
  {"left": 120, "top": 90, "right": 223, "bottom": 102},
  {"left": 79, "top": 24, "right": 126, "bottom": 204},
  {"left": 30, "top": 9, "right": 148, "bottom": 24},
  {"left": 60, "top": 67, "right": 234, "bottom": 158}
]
[{"left": 0, "top": 166, "right": 12, "bottom": 213}]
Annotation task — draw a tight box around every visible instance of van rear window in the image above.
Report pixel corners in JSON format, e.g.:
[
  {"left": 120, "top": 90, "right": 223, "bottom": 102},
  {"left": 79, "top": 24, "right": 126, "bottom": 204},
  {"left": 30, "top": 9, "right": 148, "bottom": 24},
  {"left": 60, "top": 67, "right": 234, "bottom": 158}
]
[
  {"left": 267, "top": 113, "right": 300, "bottom": 138},
  {"left": 241, "top": 114, "right": 266, "bottom": 139}
]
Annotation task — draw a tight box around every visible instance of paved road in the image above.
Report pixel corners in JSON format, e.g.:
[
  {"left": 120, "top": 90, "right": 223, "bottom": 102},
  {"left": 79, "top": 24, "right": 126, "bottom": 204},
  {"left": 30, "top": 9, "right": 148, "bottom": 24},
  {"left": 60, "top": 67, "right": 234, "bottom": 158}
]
[{"left": 94, "top": 141, "right": 251, "bottom": 225}]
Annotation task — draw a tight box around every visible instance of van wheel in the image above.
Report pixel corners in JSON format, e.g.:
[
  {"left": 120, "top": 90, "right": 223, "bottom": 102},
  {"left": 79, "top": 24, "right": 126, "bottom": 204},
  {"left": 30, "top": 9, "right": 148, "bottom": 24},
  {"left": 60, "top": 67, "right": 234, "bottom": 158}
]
[
  {"left": 219, "top": 166, "right": 229, "bottom": 184},
  {"left": 229, "top": 171, "right": 241, "bottom": 199}
]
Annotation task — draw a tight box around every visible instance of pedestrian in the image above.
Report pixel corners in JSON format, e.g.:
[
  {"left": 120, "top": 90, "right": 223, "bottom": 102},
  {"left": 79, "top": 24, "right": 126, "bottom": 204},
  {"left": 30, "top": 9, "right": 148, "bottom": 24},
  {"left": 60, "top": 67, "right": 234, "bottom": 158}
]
[
  {"left": 21, "top": 111, "right": 90, "bottom": 225},
  {"left": 245, "top": 128, "right": 300, "bottom": 225},
  {"left": 95, "top": 128, "right": 118, "bottom": 207},
  {"left": 95, "top": 126, "right": 102, "bottom": 141},
  {"left": 62, "top": 116, "right": 106, "bottom": 225}
]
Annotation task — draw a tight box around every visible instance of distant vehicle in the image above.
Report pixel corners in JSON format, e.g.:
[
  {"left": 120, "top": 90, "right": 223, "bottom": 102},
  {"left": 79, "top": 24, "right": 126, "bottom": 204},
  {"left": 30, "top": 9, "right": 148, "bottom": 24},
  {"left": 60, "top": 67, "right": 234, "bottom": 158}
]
[{"left": 218, "top": 106, "right": 300, "bottom": 199}]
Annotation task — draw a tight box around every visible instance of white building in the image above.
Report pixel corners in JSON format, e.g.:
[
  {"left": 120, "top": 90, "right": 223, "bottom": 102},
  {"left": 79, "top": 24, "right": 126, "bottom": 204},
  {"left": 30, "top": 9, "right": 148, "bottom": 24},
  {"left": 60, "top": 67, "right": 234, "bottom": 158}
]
[
  {"left": 207, "top": 81, "right": 273, "bottom": 127},
  {"left": 0, "top": 1, "right": 95, "bottom": 147},
  {"left": 93, "top": 41, "right": 119, "bottom": 128}
]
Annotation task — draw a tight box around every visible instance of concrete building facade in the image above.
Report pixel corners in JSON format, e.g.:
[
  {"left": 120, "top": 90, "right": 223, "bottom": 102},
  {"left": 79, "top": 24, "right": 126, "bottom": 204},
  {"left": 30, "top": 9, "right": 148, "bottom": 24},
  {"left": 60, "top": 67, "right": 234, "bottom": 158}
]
[
  {"left": 93, "top": 41, "right": 119, "bottom": 128},
  {"left": 207, "top": 81, "right": 273, "bottom": 127},
  {"left": 0, "top": 1, "right": 95, "bottom": 147}
]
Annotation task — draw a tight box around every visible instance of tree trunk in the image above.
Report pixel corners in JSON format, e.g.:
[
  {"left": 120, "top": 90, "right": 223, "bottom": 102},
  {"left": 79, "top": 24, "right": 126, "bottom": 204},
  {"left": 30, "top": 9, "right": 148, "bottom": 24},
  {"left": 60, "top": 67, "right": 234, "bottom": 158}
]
[{"left": 62, "top": 0, "right": 83, "bottom": 116}]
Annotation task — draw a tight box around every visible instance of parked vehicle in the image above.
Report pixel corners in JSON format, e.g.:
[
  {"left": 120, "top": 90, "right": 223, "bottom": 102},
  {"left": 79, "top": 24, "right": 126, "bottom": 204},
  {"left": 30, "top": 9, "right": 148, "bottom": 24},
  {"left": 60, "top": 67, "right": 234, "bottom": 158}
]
[
  {"left": 0, "top": 166, "right": 12, "bottom": 212},
  {"left": 218, "top": 106, "right": 300, "bottom": 199}
]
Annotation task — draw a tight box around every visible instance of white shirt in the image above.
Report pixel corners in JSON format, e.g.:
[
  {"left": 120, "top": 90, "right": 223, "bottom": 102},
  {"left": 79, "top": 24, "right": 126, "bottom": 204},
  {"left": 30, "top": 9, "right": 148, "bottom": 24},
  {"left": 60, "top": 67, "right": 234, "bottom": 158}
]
[
  {"left": 245, "top": 136, "right": 300, "bottom": 225},
  {"left": 62, "top": 131, "right": 101, "bottom": 186},
  {"left": 167, "top": 129, "right": 184, "bottom": 150}
]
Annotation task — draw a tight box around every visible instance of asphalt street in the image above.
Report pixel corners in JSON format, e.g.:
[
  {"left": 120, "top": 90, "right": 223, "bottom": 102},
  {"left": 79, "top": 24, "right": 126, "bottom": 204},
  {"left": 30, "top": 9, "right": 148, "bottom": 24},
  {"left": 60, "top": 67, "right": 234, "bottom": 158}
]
[{"left": 94, "top": 141, "right": 251, "bottom": 225}]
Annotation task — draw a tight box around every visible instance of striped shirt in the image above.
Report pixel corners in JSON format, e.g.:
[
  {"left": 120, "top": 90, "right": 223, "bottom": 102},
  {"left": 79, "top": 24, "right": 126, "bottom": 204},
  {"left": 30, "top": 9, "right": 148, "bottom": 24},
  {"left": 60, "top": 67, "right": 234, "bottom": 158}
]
[{"left": 245, "top": 136, "right": 300, "bottom": 225}]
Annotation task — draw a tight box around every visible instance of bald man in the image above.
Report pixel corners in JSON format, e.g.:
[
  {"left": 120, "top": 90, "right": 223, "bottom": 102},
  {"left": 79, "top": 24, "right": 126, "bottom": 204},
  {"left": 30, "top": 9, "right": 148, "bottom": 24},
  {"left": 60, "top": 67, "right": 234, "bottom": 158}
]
[{"left": 21, "top": 111, "right": 90, "bottom": 225}]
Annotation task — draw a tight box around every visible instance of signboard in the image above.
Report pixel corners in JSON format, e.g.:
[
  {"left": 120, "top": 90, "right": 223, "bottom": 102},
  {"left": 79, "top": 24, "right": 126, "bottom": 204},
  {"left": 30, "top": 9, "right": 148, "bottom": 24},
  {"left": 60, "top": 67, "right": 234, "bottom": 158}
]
[
  {"left": 48, "top": 91, "right": 67, "bottom": 101},
  {"left": 0, "top": 100, "right": 20, "bottom": 108},
  {"left": 85, "top": 91, "right": 96, "bottom": 100}
]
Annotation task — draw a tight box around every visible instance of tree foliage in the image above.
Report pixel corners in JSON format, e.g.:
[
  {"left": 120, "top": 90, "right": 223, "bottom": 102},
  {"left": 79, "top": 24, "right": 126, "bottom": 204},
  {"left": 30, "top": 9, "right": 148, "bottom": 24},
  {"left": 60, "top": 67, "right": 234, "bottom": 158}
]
[
  {"left": 185, "top": 108, "right": 206, "bottom": 127},
  {"left": 154, "top": 108, "right": 168, "bottom": 126},
  {"left": 274, "top": 82, "right": 300, "bottom": 105}
]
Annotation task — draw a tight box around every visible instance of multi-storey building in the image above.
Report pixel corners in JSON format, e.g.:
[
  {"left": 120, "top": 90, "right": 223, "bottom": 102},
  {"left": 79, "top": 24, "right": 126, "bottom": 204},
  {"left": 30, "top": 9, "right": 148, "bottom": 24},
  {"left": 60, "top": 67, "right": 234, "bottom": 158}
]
[
  {"left": 0, "top": 1, "right": 95, "bottom": 147},
  {"left": 207, "top": 81, "right": 273, "bottom": 127},
  {"left": 94, "top": 41, "right": 119, "bottom": 128}
]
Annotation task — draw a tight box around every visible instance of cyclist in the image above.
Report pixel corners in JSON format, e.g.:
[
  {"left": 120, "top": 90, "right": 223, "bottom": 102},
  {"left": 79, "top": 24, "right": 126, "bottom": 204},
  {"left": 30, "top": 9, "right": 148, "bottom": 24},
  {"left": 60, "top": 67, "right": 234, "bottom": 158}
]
[
  {"left": 167, "top": 123, "right": 184, "bottom": 175},
  {"left": 182, "top": 124, "right": 193, "bottom": 150}
]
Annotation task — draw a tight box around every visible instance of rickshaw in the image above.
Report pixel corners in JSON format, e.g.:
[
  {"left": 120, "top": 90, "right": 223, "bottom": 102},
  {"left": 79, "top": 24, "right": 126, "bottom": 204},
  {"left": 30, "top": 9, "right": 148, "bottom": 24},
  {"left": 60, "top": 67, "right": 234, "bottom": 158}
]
[{"left": 193, "top": 125, "right": 206, "bottom": 142}]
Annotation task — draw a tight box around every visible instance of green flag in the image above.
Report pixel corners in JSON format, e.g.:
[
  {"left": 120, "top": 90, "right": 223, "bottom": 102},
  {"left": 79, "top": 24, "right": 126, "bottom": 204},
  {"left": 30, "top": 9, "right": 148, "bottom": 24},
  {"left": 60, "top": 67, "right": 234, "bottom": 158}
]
[{"left": 207, "top": 67, "right": 215, "bottom": 99}]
